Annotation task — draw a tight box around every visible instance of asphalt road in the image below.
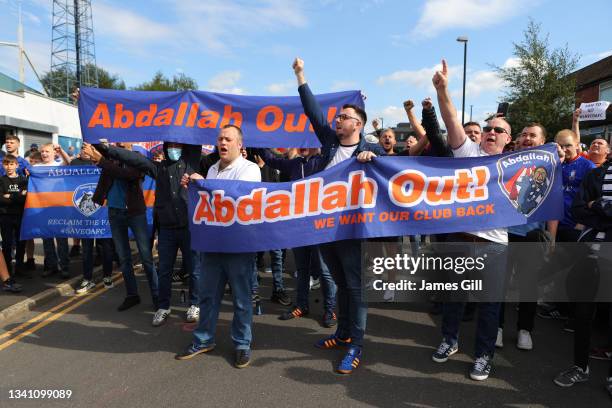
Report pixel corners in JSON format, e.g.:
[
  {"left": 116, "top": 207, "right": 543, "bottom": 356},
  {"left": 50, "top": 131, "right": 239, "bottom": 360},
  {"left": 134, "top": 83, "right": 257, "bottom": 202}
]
[{"left": 0, "top": 271, "right": 609, "bottom": 408}]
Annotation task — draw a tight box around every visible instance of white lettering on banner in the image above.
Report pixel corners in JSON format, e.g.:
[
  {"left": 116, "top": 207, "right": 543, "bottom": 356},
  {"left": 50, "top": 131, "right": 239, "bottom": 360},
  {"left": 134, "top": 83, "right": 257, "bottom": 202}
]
[
  {"left": 47, "top": 168, "right": 101, "bottom": 177},
  {"left": 501, "top": 152, "right": 551, "bottom": 168},
  {"left": 579, "top": 101, "right": 610, "bottom": 122}
]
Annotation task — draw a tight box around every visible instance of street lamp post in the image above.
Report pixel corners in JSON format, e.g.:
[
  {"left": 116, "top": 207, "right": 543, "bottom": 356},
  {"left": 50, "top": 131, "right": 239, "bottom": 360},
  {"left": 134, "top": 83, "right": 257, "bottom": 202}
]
[{"left": 457, "top": 36, "right": 468, "bottom": 126}]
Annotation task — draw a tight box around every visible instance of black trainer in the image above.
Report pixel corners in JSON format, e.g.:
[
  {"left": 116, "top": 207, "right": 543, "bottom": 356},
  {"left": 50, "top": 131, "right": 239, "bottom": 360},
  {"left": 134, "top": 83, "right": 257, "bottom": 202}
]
[
  {"left": 235, "top": 349, "right": 251, "bottom": 368},
  {"left": 2, "top": 278, "right": 23, "bottom": 293},
  {"left": 271, "top": 290, "right": 291, "bottom": 306},
  {"left": 117, "top": 295, "right": 141, "bottom": 311}
]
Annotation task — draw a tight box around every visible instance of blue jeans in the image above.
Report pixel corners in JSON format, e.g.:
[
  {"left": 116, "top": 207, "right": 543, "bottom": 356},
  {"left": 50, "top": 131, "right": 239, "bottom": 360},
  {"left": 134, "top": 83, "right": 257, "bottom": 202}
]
[
  {"left": 293, "top": 245, "right": 336, "bottom": 312},
  {"left": 252, "top": 249, "right": 284, "bottom": 293},
  {"left": 442, "top": 302, "right": 500, "bottom": 358},
  {"left": 108, "top": 208, "right": 158, "bottom": 302},
  {"left": 440, "top": 235, "right": 507, "bottom": 358},
  {"left": 157, "top": 227, "right": 197, "bottom": 310},
  {"left": 193, "top": 252, "right": 255, "bottom": 350},
  {"left": 320, "top": 239, "right": 366, "bottom": 348},
  {"left": 42, "top": 238, "right": 69, "bottom": 271},
  {"left": 82, "top": 238, "right": 113, "bottom": 280}
]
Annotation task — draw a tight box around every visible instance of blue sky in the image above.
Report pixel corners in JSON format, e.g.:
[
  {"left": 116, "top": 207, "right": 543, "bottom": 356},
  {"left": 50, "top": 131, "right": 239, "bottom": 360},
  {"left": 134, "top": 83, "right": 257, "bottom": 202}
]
[{"left": 1, "top": 0, "right": 611, "bottom": 132}]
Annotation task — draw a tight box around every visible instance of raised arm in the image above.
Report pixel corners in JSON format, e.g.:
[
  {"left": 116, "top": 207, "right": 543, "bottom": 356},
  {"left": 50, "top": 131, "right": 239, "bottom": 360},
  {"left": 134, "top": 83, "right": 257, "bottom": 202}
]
[
  {"left": 293, "top": 57, "right": 337, "bottom": 146},
  {"left": 432, "top": 59, "right": 466, "bottom": 149},
  {"left": 420, "top": 98, "right": 452, "bottom": 157},
  {"left": 95, "top": 144, "right": 158, "bottom": 178},
  {"left": 572, "top": 108, "right": 581, "bottom": 142}
]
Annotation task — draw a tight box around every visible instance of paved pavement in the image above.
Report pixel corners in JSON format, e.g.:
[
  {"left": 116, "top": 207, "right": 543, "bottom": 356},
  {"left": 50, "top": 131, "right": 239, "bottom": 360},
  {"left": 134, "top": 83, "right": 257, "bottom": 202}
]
[{"left": 0, "top": 265, "right": 610, "bottom": 408}]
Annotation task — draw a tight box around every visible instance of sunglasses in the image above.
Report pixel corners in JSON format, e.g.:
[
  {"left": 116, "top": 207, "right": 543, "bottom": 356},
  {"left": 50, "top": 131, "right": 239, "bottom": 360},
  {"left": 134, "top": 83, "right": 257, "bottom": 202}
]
[{"left": 482, "top": 126, "right": 508, "bottom": 135}]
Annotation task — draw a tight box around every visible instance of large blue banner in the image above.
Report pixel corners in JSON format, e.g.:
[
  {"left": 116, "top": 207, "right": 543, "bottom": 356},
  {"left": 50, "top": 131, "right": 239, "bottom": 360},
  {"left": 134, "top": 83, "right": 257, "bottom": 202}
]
[
  {"left": 78, "top": 87, "right": 364, "bottom": 147},
  {"left": 21, "top": 166, "right": 156, "bottom": 239},
  {"left": 188, "top": 144, "right": 564, "bottom": 253}
]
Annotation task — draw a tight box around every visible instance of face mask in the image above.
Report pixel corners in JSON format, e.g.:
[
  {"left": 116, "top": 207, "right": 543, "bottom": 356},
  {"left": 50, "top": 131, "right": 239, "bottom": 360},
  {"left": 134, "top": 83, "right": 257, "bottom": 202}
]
[{"left": 167, "top": 147, "right": 182, "bottom": 161}]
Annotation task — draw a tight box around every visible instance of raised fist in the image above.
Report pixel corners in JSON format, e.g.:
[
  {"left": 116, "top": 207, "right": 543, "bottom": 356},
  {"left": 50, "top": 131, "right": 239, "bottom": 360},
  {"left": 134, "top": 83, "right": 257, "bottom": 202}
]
[
  {"left": 403, "top": 100, "right": 415, "bottom": 112},
  {"left": 292, "top": 58, "right": 304, "bottom": 75},
  {"left": 422, "top": 97, "right": 433, "bottom": 110}
]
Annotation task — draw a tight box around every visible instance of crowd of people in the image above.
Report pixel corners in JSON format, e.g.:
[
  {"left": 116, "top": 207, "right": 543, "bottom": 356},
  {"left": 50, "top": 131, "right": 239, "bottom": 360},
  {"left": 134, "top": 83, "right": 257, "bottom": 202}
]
[{"left": 1, "top": 58, "right": 611, "bottom": 394}]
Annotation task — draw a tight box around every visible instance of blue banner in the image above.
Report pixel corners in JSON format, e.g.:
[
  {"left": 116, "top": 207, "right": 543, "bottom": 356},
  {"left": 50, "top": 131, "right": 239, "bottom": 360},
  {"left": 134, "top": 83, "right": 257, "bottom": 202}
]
[
  {"left": 78, "top": 87, "right": 364, "bottom": 147},
  {"left": 21, "top": 166, "right": 156, "bottom": 239},
  {"left": 188, "top": 144, "right": 564, "bottom": 252}
]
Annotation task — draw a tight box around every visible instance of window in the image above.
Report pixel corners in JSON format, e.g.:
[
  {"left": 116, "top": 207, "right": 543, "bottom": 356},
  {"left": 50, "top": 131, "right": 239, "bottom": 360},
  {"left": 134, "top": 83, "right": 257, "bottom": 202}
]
[{"left": 600, "top": 80, "right": 612, "bottom": 102}]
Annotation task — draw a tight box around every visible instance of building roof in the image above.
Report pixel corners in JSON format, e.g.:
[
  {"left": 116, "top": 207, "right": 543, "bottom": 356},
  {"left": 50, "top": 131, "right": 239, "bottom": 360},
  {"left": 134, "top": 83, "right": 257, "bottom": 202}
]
[
  {"left": 0, "top": 72, "right": 43, "bottom": 95},
  {"left": 573, "top": 55, "right": 612, "bottom": 90}
]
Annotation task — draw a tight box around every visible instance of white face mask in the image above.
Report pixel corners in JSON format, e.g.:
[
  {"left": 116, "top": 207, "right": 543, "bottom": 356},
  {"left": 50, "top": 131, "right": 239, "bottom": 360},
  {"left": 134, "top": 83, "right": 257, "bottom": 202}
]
[{"left": 167, "top": 147, "right": 182, "bottom": 161}]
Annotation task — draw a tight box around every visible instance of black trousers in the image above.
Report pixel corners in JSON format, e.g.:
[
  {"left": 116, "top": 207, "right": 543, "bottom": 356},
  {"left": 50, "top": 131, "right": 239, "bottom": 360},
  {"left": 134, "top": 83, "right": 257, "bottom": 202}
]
[{"left": 0, "top": 214, "right": 25, "bottom": 272}]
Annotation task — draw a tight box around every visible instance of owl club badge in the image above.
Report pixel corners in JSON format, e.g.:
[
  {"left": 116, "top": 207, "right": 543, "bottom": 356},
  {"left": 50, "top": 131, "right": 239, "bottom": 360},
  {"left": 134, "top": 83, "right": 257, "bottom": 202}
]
[
  {"left": 497, "top": 149, "right": 557, "bottom": 217},
  {"left": 72, "top": 183, "right": 101, "bottom": 217}
]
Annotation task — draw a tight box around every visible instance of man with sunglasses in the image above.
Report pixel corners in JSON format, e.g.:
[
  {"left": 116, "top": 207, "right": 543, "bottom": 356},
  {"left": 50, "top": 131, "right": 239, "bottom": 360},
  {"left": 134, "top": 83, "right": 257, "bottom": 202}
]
[
  {"left": 292, "top": 57, "right": 384, "bottom": 375},
  {"left": 430, "top": 59, "right": 509, "bottom": 381}
]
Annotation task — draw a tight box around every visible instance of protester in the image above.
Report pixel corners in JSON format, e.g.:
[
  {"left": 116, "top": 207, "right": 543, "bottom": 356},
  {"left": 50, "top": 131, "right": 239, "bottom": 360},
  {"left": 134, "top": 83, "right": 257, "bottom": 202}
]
[
  {"left": 176, "top": 124, "right": 261, "bottom": 368},
  {"left": 293, "top": 57, "right": 385, "bottom": 374},
  {"left": 0, "top": 135, "right": 31, "bottom": 177},
  {"left": 82, "top": 143, "right": 161, "bottom": 314},
  {"left": 553, "top": 156, "right": 612, "bottom": 392},
  {"left": 463, "top": 122, "right": 482, "bottom": 144},
  {"left": 0, "top": 251, "right": 22, "bottom": 292},
  {"left": 0, "top": 155, "right": 28, "bottom": 276},
  {"left": 36, "top": 143, "right": 71, "bottom": 278},
  {"left": 497, "top": 123, "right": 555, "bottom": 351},
  {"left": 253, "top": 147, "right": 337, "bottom": 327},
  {"left": 69, "top": 149, "right": 115, "bottom": 294},
  {"left": 91, "top": 139, "right": 201, "bottom": 326},
  {"left": 586, "top": 138, "right": 610, "bottom": 167},
  {"left": 24, "top": 143, "right": 38, "bottom": 159},
  {"left": 429, "top": 59, "right": 509, "bottom": 381}
]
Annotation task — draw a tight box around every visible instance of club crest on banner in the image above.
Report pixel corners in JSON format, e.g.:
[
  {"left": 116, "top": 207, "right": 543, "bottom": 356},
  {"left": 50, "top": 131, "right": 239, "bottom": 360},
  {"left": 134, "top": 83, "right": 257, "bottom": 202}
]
[
  {"left": 497, "top": 149, "right": 556, "bottom": 217},
  {"left": 73, "top": 183, "right": 101, "bottom": 216}
]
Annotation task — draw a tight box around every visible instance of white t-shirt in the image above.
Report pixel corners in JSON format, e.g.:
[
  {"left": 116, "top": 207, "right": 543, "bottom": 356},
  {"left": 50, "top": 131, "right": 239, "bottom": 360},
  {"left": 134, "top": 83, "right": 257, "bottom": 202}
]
[
  {"left": 325, "top": 144, "right": 359, "bottom": 170},
  {"left": 452, "top": 138, "right": 508, "bottom": 244},
  {"left": 207, "top": 156, "right": 261, "bottom": 182}
]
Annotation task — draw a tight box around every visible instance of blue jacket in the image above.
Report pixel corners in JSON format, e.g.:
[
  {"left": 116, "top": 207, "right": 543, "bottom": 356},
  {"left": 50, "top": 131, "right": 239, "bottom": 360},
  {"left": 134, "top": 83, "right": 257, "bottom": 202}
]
[{"left": 298, "top": 83, "right": 385, "bottom": 171}]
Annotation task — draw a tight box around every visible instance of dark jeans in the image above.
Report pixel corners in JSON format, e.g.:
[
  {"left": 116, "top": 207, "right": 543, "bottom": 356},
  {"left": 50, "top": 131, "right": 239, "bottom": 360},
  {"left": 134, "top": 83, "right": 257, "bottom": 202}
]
[
  {"left": 320, "top": 239, "right": 366, "bottom": 347},
  {"left": 81, "top": 238, "right": 113, "bottom": 280},
  {"left": 0, "top": 215, "right": 25, "bottom": 272},
  {"left": 499, "top": 302, "right": 537, "bottom": 332},
  {"left": 293, "top": 245, "right": 336, "bottom": 312},
  {"left": 42, "top": 238, "right": 69, "bottom": 271},
  {"left": 108, "top": 208, "right": 158, "bottom": 302},
  {"left": 157, "top": 226, "right": 197, "bottom": 310},
  {"left": 442, "top": 302, "right": 500, "bottom": 358},
  {"left": 253, "top": 250, "right": 284, "bottom": 293}
]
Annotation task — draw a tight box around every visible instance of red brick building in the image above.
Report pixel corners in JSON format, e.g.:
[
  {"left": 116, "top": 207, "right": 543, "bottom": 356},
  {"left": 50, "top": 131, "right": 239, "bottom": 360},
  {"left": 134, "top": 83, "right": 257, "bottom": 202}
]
[{"left": 573, "top": 55, "right": 612, "bottom": 143}]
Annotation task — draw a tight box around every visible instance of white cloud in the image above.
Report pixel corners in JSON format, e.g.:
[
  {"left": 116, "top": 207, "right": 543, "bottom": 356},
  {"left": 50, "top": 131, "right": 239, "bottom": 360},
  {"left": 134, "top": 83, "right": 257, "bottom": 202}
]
[
  {"left": 330, "top": 80, "right": 358, "bottom": 91},
  {"left": 376, "top": 62, "right": 461, "bottom": 91},
  {"left": 93, "top": 2, "right": 176, "bottom": 48},
  {"left": 365, "top": 105, "right": 407, "bottom": 132},
  {"left": 410, "top": 0, "right": 532, "bottom": 39},
  {"left": 207, "top": 70, "right": 245, "bottom": 94},
  {"left": 596, "top": 50, "right": 612, "bottom": 59},
  {"left": 450, "top": 69, "right": 505, "bottom": 99},
  {"left": 170, "top": 0, "right": 309, "bottom": 54},
  {"left": 266, "top": 80, "right": 294, "bottom": 95}
]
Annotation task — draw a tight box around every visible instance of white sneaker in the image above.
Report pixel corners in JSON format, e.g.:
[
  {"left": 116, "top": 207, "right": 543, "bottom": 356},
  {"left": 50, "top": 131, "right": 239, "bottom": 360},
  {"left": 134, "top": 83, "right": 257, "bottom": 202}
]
[
  {"left": 309, "top": 277, "right": 320, "bottom": 290},
  {"left": 495, "top": 328, "right": 504, "bottom": 348},
  {"left": 383, "top": 289, "right": 395, "bottom": 302},
  {"left": 76, "top": 279, "right": 95, "bottom": 294},
  {"left": 152, "top": 308, "right": 171, "bottom": 326},
  {"left": 517, "top": 329, "right": 533, "bottom": 350},
  {"left": 186, "top": 305, "right": 199, "bottom": 323}
]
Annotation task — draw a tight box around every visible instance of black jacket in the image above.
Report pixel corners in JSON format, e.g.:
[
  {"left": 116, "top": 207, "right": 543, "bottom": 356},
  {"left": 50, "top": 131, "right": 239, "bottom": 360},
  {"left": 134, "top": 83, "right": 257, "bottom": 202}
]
[
  {"left": 97, "top": 143, "right": 201, "bottom": 229},
  {"left": 92, "top": 157, "right": 147, "bottom": 216},
  {"left": 571, "top": 159, "right": 612, "bottom": 238},
  {"left": 0, "top": 175, "right": 27, "bottom": 215}
]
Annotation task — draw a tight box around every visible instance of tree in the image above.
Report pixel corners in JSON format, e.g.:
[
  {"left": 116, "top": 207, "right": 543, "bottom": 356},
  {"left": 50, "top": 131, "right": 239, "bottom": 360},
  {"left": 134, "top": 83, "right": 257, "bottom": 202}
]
[
  {"left": 41, "top": 64, "right": 125, "bottom": 100},
  {"left": 133, "top": 71, "right": 198, "bottom": 91},
  {"left": 495, "top": 20, "right": 580, "bottom": 139}
]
